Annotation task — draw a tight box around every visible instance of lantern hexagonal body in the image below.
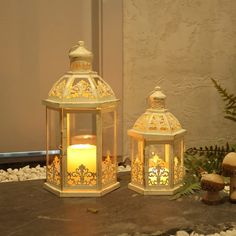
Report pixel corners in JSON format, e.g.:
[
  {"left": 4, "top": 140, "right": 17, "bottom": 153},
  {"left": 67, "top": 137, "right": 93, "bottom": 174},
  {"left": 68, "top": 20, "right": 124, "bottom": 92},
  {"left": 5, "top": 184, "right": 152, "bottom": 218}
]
[
  {"left": 43, "top": 41, "right": 120, "bottom": 197},
  {"left": 128, "top": 87, "right": 186, "bottom": 195}
]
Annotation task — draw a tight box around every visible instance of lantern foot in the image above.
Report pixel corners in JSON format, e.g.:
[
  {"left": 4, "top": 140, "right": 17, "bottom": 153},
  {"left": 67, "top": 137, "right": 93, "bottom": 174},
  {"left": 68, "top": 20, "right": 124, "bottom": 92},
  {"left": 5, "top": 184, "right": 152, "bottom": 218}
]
[
  {"left": 44, "top": 182, "right": 120, "bottom": 197},
  {"left": 128, "top": 183, "right": 182, "bottom": 196}
]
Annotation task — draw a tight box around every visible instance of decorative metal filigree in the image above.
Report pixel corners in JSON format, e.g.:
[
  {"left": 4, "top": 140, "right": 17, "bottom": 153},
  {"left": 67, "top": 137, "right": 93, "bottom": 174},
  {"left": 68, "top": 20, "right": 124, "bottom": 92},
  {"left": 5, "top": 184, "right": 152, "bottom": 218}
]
[
  {"left": 174, "top": 156, "right": 184, "bottom": 184},
  {"left": 149, "top": 99, "right": 165, "bottom": 109},
  {"left": 148, "top": 155, "right": 169, "bottom": 186},
  {"left": 96, "top": 80, "right": 113, "bottom": 97},
  {"left": 131, "top": 156, "right": 144, "bottom": 185},
  {"left": 47, "top": 155, "right": 61, "bottom": 185},
  {"left": 166, "top": 113, "right": 182, "bottom": 131},
  {"left": 133, "top": 113, "right": 150, "bottom": 131},
  {"left": 67, "top": 164, "right": 96, "bottom": 186},
  {"left": 70, "top": 61, "right": 91, "bottom": 71},
  {"left": 67, "top": 80, "right": 95, "bottom": 99},
  {"left": 150, "top": 114, "right": 169, "bottom": 131},
  {"left": 49, "top": 79, "right": 66, "bottom": 98},
  {"left": 102, "top": 151, "right": 116, "bottom": 186}
]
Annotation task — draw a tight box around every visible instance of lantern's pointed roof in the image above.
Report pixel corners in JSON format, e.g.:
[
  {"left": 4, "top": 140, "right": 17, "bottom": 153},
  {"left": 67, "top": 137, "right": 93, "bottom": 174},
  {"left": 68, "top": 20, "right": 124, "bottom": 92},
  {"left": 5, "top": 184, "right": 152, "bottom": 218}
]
[
  {"left": 131, "top": 86, "right": 185, "bottom": 136},
  {"left": 69, "top": 41, "right": 93, "bottom": 63},
  {"left": 44, "top": 41, "right": 118, "bottom": 108}
]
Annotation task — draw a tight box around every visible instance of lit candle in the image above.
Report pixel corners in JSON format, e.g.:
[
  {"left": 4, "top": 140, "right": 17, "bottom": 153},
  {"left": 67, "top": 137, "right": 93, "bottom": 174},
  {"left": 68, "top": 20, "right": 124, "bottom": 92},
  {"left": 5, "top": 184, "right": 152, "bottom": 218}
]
[
  {"left": 67, "top": 144, "right": 96, "bottom": 173},
  {"left": 148, "top": 154, "right": 169, "bottom": 185}
]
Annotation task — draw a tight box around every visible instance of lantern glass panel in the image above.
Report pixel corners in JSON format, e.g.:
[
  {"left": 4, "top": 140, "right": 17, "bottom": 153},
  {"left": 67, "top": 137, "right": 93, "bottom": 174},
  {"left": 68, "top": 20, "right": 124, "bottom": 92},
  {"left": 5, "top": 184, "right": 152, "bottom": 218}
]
[
  {"left": 46, "top": 108, "right": 61, "bottom": 186},
  {"left": 131, "top": 138, "right": 144, "bottom": 186},
  {"left": 101, "top": 111, "right": 116, "bottom": 187},
  {"left": 173, "top": 139, "right": 184, "bottom": 185},
  {"left": 147, "top": 144, "right": 170, "bottom": 187},
  {"left": 65, "top": 112, "right": 97, "bottom": 187}
]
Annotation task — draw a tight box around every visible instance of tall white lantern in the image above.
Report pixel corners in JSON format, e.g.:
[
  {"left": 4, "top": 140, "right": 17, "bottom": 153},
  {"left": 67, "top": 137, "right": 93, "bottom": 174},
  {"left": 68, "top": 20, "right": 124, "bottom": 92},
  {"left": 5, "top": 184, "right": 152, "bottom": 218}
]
[{"left": 43, "top": 41, "right": 120, "bottom": 197}]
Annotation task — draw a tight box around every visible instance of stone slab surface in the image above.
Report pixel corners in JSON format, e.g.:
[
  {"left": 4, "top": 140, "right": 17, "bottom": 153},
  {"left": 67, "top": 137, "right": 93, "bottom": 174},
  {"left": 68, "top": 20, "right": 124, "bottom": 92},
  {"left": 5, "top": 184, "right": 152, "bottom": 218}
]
[{"left": 0, "top": 172, "right": 235, "bottom": 236}]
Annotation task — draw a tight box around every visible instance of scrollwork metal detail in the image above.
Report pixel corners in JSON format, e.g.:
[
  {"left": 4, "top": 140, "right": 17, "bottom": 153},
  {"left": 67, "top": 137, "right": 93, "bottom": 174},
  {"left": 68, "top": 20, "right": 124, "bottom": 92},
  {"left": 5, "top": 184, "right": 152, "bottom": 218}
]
[
  {"left": 67, "top": 80, "right": 95, "bottom": 99},
  {"left": 166, "top": 113, "right": 182, "bottom": 131},
  {"left": 96, "top": 80, "right": 113, "bottom": 98},
  {"left": 148, "top": 155, "right": 169, "bottom": 186},
  {"left": 47, "top": 155, "right": 61, "bottom": 185},
  {"left": 131, "top": 157, "right": 144, "bottom": 185},
  {"left": 67, "top": 164, "right": 96, "bottom": 186},
  {"left": 102, "top": 152, "right": 116, "bottom": 186},
  {"left": 174, "top": 156, "right": 184, "bottom": 184},
  {"left": 49, "top": 79, "right": 66, "bottom": 98}
]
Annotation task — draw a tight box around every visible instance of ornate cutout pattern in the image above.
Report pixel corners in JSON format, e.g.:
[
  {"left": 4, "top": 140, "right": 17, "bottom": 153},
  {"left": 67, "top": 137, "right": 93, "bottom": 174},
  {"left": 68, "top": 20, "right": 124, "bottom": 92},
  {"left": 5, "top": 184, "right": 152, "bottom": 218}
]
[
  {"left": 131, "top": 156, "right": 144, "bottom": 185},
  {"left": 133, "top": 113, "right": 150, "bottom": 131},
  {"left": 102, "top": 152, "right": 116, "bottom": 185},
  {"left": 67, "top": 80, "right": 95, "bottom": 99},
  {"left": 149, "top": 99, "right": 165, "bottom": 109},
  {"left": 49, "top": 79, "right": 66, "bottom": 98},
  {"left": 96, "top": 80, "right": 113, "bottom": 97},
  {"left": 67, "top": 164, "right": 96, "bottom": 186},
  {"left": 134, "top": 112, "right": 182, "bottom": 133},
  {"left": 166, "top": 113, "right": 182, "bottom": 131},
  {"left": 148, "top": 155, "right": 169, "bottom": 186},
  {"left": 174, "top": 156, "right": 184, "bottom": 184},
  {"left": 47, "top": 155, "right": 61, "bottom": 185},
  {"left": 150, "top": 114, "right": 169, "bottom": 131}
]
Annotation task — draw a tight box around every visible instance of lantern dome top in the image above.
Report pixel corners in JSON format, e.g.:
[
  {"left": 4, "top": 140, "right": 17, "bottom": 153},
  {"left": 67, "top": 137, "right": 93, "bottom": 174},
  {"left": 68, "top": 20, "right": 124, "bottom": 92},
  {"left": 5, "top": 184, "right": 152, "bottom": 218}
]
[
  {"left": 131, "top": 86, "right": 185, "bottom": 136},
  {"left": 43, "top": 41, "right": 118, "bottom": 108},
  {"left": 69, "top": 41, "right": 93, "bottom": 63}
]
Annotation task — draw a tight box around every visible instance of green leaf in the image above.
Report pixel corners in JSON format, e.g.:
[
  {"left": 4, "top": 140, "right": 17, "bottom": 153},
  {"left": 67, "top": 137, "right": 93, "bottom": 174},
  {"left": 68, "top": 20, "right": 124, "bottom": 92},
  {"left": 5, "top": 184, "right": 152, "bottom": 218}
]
[{"left": 170, "top": 182, "right": 201, "bottom": 200}]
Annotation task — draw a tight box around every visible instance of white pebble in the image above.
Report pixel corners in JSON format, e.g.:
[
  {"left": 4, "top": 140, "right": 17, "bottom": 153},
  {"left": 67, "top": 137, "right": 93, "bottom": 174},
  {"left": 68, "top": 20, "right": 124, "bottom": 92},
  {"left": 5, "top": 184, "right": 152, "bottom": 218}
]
[
  {"left": 176, "top": 231, "right": 189, "bottom": 236},
  {"left": 7, "top": 168, "right": 12, "bottom": 173},
  {"left": 0, "top": 165, "right": 46, "bottom": 183},
  {"left": 9, "top": 174, "right": 18, "bottom": 181}
]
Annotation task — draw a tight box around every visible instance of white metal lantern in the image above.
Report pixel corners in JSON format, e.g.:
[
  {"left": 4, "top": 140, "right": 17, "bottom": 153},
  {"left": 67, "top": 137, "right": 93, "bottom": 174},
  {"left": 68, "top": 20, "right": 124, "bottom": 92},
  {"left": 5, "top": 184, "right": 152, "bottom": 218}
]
[
  {"left": 128, "top": 86, "right": 186, "bottom": 195},
  {"left": 43, "top": 41, "right": 120, "bottom": 197}
]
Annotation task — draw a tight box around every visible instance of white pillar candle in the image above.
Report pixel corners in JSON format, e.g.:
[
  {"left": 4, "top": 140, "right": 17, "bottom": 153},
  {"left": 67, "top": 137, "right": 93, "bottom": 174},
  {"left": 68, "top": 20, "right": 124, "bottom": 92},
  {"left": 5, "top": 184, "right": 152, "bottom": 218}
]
[{"left": 67, "top": 144, "right": 96, "bottom": 173}]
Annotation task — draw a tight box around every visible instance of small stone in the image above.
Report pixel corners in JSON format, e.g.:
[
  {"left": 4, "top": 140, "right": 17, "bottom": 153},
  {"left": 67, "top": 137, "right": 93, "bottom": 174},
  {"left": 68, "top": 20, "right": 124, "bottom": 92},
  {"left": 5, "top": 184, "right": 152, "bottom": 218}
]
[
  {"left": 176, "top": 231, "right": 189, "bottom": 236},
  {"left": 30, "top": 174, "right": 38, "bottom": 179},
  {"left": 220, "top": 232, "right": 227, "bottom": 236},
  {"left": 150, "top": 230, "right": 163, "bottom": 235},
  {"left": 132, "top": 193, "right": 138, "bottom": 197},
  {"left": 177, "top": 198, "right": 183, "bottom": 202},
  {"left": 7, "top": 168, "right": 13, "bottom": 173},
  {"left": 9, "top": 174, "right": 18, "bottom": 181},
  {"left": 87, "top": 208, "right": 99, "bottom": 214},
  {"left": 194, "top": 195, "right": 200, "bottom": 201}
]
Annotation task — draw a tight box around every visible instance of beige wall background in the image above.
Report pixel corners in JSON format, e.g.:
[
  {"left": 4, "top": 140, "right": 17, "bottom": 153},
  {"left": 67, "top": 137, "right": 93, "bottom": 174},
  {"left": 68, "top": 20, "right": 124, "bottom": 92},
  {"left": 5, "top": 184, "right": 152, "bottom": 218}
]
[
  {"left": 0, "top": 0, "right": 92, "bottom": 152},
  {"left": 0, "top": 0, "right": 123, "bottom": 154},
  {"left": 123, "top": 0, "right": 236, "bottom": 156},
  {"left": 1, "top": 0, "right": 235, "bottom": 158}
]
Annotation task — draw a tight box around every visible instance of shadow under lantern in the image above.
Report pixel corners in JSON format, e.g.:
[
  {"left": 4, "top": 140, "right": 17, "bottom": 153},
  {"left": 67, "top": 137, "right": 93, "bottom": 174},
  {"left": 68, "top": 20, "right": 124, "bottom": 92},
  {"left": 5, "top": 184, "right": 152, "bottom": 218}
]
[
  {"left": 42, "top": 41, "right": 120, "bottom": 197},
  {"left": 128, "top": 86, "right": 186, "bottom": 195}
]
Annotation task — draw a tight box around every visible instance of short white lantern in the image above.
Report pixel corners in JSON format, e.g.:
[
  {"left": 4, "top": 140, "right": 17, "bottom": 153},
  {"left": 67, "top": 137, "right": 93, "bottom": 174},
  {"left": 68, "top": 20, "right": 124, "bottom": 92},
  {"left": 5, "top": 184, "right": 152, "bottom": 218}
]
[{"left": 128, "top": 86, "right": 186, "bottom": 195}]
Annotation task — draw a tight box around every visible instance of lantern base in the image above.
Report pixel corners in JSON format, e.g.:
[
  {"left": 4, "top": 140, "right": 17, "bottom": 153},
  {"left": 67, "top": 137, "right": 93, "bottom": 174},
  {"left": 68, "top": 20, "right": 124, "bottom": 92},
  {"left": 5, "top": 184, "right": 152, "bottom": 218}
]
[
  {"left": 128, "top": 183, "right": 182, "bottom": 195},
  {"left": 44, "top": 182, "right": 120, "bottom": 197}
]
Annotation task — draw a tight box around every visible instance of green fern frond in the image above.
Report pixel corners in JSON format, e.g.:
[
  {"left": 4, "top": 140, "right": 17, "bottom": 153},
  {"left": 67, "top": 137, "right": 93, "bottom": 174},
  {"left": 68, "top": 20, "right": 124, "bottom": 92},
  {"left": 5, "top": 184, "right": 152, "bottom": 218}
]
[
  {"left": 224, "top": 115, "right": 236, "bottom": 122},
  {"left": 211, "top": 78, "right": 236, "bottom": 123},
  {"left": 170, "top": 182, "right": 201, "bottom": 200}
]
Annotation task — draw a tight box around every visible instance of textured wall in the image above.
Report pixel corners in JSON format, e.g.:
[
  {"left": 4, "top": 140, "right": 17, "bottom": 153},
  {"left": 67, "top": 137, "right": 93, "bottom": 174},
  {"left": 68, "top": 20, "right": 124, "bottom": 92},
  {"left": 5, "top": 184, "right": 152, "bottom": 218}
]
[
  {"left": 0, "top": 0, "right": 91, "bottom": 152},
  {"left": 123, "top": 0, "right": 236, "bottom": 156}
]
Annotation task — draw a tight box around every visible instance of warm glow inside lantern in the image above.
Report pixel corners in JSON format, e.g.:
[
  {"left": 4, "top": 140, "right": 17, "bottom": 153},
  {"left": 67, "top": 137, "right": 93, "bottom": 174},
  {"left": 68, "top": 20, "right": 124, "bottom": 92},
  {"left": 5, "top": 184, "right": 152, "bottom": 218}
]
[
  {"left": 128, "top": 86, "right": 186, "bottom": 195},
  {"left": 42, "top": 41, "right": 120, "bottom": 197}
]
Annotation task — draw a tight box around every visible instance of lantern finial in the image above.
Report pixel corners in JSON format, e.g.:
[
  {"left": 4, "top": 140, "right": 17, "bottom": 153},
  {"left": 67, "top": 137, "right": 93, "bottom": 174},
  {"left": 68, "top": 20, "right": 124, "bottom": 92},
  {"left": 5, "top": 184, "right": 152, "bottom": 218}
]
[
  {"left": 68, "top": 41, "right": 93, "bottom": 72},
  {"left": 148, "top": 86, "right": 166, "bottom": 110}
]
